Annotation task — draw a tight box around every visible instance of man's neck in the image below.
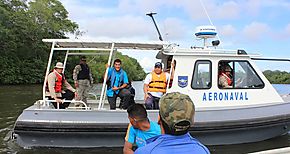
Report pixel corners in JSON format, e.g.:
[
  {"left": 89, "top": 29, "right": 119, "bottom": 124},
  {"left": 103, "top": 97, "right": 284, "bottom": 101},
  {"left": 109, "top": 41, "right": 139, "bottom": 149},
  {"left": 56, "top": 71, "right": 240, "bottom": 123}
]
[{"left": 139, "top": 120, "right": 150, "bottom": 131}]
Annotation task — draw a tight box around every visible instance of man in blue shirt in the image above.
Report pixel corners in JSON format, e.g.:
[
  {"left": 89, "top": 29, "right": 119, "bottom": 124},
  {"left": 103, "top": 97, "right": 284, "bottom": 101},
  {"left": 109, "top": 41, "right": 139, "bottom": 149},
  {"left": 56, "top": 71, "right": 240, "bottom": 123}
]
[
  {"left": 106, "top": 59, "right": 132, "bottom": 110},
  {"left": 123, "top": 104, "right": 161, "bottom": 154},
  {"left": 135, "top": 92, "right": 210, "bottom": 154}
]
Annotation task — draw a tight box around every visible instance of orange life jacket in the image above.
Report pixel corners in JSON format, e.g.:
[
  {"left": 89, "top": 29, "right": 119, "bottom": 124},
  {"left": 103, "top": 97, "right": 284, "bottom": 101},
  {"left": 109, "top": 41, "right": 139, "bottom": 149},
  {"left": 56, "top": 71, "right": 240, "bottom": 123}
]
[
  {"left": 46, "top": 70, "right": 63, "bottom": 93},
  {"left": 148, "top": 72, "right": 167, "bottom": 93},
  {"left": 220, "top": 72, "right": 232, "bottom": 86},
  {"left": 54, "top": 71, "right": 63, "bottom": 93}
]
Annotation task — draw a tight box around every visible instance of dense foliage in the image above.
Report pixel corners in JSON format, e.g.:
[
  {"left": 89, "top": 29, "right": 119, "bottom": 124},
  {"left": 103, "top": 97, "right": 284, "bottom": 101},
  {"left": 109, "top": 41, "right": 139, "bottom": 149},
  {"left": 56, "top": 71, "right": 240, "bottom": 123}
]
[
  {"left": 263, "top": 70, "right": 290, "bottom": 84},
  {"left": 62, "top": 51, "right": 146, "bottom": 84},
  {"left": 0, "top": 0, "right": 146, "bottom": 85}
]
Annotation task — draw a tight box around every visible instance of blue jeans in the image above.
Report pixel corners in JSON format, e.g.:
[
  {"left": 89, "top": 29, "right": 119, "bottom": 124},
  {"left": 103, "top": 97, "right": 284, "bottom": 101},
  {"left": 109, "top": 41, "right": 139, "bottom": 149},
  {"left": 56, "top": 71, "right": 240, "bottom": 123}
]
[{"left": 145, "top": 94, "right": 160, "bottom": 110}]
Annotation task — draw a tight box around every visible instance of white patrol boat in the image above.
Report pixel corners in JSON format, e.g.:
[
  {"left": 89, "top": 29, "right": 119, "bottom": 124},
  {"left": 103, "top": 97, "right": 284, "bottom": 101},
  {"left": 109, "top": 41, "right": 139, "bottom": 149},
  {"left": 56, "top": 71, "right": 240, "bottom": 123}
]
[{"left": 12, "top": 26, "right": 290, "bottom": 148}]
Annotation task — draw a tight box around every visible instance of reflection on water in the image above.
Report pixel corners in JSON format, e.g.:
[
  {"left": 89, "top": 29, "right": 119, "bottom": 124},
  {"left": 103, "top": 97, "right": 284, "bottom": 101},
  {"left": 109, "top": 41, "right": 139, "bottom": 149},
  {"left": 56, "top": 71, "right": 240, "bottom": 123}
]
[{"left": 0, "top": 84, "right": 290, "bottom": 154}]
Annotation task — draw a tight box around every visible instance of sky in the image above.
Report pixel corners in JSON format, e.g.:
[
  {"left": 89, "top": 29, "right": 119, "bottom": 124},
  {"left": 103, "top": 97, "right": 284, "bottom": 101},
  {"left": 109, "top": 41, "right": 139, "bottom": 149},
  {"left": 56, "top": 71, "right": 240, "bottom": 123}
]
[{"left": 60, "top": 0, "right": 290, "bottom": 72}]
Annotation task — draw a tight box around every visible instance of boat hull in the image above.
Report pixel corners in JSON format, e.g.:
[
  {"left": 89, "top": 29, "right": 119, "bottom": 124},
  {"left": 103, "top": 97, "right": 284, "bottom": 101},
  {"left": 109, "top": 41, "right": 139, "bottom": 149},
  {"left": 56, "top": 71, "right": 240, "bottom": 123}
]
[{"left": 12, "top": 100, "right": 290, "bottom": 148}]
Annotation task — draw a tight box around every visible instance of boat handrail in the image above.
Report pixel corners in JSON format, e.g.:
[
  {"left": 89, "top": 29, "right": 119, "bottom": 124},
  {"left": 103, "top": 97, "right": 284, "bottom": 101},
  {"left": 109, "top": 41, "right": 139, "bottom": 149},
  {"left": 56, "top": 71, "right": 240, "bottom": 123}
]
[
  {"left": 163, "top": 48, "right": 261, "bottom": 57},
  {"left": 35, "top": 99, "right": 89, "bottom": 110},
  {"left": 251, "top": 57, "right": 290, "bottom": 62}
]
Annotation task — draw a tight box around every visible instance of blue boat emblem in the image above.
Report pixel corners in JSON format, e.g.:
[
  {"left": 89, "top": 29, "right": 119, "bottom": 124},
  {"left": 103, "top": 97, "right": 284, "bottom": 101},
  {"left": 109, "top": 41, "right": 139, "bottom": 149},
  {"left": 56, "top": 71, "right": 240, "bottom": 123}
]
[{"left": 178, "top": 76, "right": 188, "bottom": 88}]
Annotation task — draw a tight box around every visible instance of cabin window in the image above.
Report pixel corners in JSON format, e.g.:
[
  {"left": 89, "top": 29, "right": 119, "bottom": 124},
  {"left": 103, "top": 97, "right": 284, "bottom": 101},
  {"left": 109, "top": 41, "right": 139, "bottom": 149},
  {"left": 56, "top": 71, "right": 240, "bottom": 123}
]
[
  {"left": 218, "top": 61, "right": 264, "bottom": 89},
  {"left": 191, "top": 60, "right": 212, "bottom": 89}
]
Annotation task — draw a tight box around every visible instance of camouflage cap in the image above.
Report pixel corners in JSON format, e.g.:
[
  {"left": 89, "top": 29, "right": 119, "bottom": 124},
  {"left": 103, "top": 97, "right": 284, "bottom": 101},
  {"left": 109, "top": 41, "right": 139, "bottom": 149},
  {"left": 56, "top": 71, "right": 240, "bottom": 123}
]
[{"left": 159, "top": 92, "right": 195, "bottom": 132}]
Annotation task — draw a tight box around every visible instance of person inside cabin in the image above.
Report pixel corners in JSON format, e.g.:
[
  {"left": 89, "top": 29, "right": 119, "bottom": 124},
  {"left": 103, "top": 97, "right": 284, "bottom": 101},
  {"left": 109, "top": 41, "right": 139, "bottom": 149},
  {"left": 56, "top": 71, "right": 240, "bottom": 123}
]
[
  {"left": 105, "top": 59, "right": 133, "bottom": 110},
  {"left": 123, "top": 104, "right": 161, "bottom": 154},
  {"left": 134, "top": 92, "right": 210, "bottom": 154},
  {"left": 143, "top": 62, "right": 174, "bottom": 110},
  {"left": 219, "top": 65, "right": 233, "bottom": 88},
  {"left": 73, "top": 56, "right": 93, "bottom": 107},
  {"left": 45, "top": 62, "right": 77, "bottom": 109}
]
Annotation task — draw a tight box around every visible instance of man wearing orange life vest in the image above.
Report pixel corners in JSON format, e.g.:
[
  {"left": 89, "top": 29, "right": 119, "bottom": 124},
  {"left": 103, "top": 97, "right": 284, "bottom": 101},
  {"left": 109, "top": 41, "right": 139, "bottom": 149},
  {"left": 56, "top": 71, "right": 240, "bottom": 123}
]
[
  {"left": 46, "top": 62, "right": 77, "bottom": 109},
  {"left": 219, "top": 66, "right": 233, "bottom": 88},
  {"left": 143, "top": 62, "right": 173, "bottom": 110}
]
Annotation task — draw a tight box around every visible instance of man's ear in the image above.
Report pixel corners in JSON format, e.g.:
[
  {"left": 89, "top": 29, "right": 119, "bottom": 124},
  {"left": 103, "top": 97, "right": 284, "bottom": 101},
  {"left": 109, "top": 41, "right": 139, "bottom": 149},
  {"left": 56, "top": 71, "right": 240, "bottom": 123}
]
[{"left": 157, "top": 115, "right": 161, "bottom": 125}]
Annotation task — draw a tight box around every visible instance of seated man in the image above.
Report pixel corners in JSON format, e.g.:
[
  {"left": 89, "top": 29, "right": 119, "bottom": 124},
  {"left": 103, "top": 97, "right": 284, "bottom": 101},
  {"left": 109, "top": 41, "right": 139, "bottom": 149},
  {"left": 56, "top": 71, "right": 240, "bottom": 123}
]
[
  {"left": 219, "top": 66, "right": 233, "bottom": 88},
  {"left": 123, "top": 104, "right": 161, "bottom": 154},
  {"left": 105, "top": 59, "right": 132, "bottom": 110},
  {"left": 143, "top": 62, "right": 174, "bottom": 110},
  {"left": 45, "top": 62, "right": 76, "bottom": 109}
]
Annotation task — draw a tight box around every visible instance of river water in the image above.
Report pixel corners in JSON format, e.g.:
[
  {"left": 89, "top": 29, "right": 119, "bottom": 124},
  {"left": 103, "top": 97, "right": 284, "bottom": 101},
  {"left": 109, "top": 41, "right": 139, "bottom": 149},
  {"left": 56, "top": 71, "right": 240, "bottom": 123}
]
[{"left": 0, "top": 84, "right": 289, "bottom": 154}]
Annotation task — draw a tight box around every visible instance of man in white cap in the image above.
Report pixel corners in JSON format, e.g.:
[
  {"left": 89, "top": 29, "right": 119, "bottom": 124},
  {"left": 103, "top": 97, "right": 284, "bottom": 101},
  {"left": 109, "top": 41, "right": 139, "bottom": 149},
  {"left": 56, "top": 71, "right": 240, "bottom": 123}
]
[{"left": 45, "top": 62, "right": 76, "bottom": 109}]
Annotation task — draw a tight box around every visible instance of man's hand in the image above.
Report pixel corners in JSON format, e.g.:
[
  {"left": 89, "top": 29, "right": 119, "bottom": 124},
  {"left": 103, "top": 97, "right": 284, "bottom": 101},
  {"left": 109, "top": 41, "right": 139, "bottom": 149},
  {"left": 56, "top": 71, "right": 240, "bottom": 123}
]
[
  {"left": 123, "top": 141, "right": 134, "bottom": 154},
  {"left": 55, "top": 98, "right": 63, "bottom": 104},
  {"left": 144, "top": 93, "right": 150, "bottom": 101},
  {"left": 74, "top": 81, "right": 79, "bottom": 88},
  {"left": 112, "top": 86, "right": 119, "bottom": 91}
]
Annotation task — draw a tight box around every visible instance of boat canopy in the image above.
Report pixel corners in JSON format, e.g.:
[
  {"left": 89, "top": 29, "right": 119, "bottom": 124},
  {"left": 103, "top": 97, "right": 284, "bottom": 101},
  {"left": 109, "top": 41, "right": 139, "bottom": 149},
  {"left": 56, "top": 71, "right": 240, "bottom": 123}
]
[{"left": 42, "top": 39, "right": 169, "bottom": 51}]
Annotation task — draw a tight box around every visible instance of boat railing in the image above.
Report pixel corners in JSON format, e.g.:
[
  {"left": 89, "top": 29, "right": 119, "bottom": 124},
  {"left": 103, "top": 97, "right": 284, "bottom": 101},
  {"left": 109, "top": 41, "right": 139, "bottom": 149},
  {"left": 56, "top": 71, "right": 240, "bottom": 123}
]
[
  {"left": 35, "top": 99, "right": 90, "bottom": 110},
  {"left": 163, "top": 47, "right": 261, "bottom": 57}
]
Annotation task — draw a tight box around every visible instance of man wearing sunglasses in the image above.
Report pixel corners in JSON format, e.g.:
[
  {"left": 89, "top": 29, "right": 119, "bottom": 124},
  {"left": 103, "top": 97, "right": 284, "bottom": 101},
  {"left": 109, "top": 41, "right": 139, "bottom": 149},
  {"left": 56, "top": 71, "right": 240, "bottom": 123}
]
[{"left": 123, "top": 104, "right": 161, "bottom": 154}]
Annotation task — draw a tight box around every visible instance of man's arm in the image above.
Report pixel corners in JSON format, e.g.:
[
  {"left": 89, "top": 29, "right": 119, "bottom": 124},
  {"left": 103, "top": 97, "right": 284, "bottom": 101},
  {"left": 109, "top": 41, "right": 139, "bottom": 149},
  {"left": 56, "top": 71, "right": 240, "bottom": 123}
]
[
  {"left": 169, "top": 61, "right": 175, "bottom": 80},
  {"left": 47, "top": 73, "right": 56, "bottom": 99},
  {"left": 143, "top": 83, "right": 149, "bottom": 100},
  {"left": 123, "top": 141, "right": 134, "bottom": 154},
  {"left": 64, "top": 80, "right": 76, "bottom": 93},
  {"left": 89, "top": 67, "right": 93, "bottom": 85},
  {"left": 73, "top": 65, "right": 81, "bottom": 88},
  {"left": 143, "top": 74, "right": 151, "bottom": 100}
]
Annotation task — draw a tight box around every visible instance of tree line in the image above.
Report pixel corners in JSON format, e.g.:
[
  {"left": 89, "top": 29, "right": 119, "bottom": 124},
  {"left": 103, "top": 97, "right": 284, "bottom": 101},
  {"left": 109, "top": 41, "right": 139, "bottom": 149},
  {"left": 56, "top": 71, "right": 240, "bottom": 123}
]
[
  {"left": 0, "top": 0, "right": 146, "bottom": 85},
  {"left": 1, "top": 0, "right": 289, "bottom": 85},
  {"left": 263, "top": 70, "right": 290, "bottom": 84}
]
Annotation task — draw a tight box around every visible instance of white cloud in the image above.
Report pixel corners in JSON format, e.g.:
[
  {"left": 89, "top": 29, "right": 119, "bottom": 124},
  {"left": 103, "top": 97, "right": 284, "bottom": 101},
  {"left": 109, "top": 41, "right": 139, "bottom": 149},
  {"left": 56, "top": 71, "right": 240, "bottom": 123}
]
[
  {"left": 84, "top": 15, "right": 154, "bottom": 39},
  {"left": 139, "top": 56, "right": 156, "bottom": 73},
  {"left": 215, "top": 1, "right": 240, "bottom": 19},
  {"left": 162, "top": 18, "right": 188, "bottom": 41},
  {"left": 242, "top": 22, "right": 270, "bottom": 41},
  {"left": 219, "top": 24, "right": 236, "bottom": 37}
]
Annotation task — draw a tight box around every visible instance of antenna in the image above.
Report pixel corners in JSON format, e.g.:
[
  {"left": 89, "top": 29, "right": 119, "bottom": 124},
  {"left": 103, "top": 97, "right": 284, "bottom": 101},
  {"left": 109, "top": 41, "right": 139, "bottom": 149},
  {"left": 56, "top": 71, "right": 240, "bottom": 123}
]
[{"left": 146, "top": 12, "right": 163, "bottom": 41}]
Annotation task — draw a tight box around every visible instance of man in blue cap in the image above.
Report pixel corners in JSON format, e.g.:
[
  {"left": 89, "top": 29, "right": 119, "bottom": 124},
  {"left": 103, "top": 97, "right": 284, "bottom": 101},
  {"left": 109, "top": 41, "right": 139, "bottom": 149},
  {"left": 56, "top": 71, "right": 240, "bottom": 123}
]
[{"left": 143, "top": 62, "right": 172, "bottom": 110}]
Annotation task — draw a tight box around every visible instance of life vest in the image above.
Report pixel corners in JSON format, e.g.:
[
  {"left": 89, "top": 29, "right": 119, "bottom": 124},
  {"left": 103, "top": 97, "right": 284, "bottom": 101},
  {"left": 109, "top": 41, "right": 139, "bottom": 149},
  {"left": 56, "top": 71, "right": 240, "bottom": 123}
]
[
  {"left": 46, "top": 70, "right": 64, "bottom": 93},
  {"left": 148, "top": 72, "right": 167, "bottom": 93},
  {"left": 77, "top": 63, "right": 90, "bottom": 80},
  {"left": 220, "top": 72, "right": 232, "bottom": 86}
]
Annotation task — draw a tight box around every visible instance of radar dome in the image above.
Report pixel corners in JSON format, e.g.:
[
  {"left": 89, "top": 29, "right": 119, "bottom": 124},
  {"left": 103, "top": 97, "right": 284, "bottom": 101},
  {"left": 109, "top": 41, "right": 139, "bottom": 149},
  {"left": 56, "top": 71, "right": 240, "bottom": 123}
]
[{"left": 195, "top": 25, "right": 217, "bottom": 39}]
